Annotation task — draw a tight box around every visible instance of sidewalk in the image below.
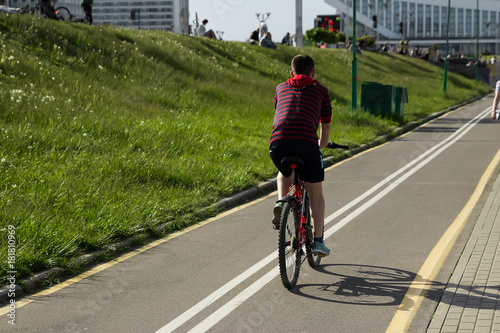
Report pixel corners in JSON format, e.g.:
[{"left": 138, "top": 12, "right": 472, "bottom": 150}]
[{"left": 427, "top": 171, "right": 500, "bottom": 333}]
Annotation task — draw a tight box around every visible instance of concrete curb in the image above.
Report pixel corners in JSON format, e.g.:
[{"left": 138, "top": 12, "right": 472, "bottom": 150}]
[{"left": 0, "top": 95, "right": 485, "bottom": 305}]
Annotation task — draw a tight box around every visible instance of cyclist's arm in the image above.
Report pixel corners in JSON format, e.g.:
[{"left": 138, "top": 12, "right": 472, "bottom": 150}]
[{"left": 318, "top": 122, "right": 331, "bottom": 148}]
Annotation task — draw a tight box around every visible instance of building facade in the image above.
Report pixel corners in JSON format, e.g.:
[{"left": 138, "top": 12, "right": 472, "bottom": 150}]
[
  {"left": 4, "top": 0, "right": 189, "bottom": 34},
  {"left": 92, "top": 0, "right": 189, "bottom": 33},
  {"left": 325, "top": 0, "right": 500, "bottom": 55}
]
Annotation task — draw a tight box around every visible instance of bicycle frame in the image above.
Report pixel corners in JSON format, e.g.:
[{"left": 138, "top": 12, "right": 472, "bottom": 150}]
[{"left": 285, "top": 163, "right": 310, "bottom": 253}]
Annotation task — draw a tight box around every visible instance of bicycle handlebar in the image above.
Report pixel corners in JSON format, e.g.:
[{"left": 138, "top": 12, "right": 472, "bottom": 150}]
[{"left": 326, "top": 142, "right": 349, "bottom": 150}]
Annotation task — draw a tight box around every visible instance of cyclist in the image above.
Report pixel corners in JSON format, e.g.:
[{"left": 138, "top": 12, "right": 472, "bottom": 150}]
[{"left": 269, "top": 54, "right": 332, "bottom": 256}]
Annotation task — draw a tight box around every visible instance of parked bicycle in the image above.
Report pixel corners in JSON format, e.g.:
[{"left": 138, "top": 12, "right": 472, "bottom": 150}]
[
  {"left": 277, "top": 141, "right": 348, "bottom": 290},
  {"left": 28, "top": 0, "right": 72, "bottom": 21}
]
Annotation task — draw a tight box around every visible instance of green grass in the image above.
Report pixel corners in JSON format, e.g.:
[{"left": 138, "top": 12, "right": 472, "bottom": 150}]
[{"left": 0, "top": 15, "right": 492, "bottom": 281}]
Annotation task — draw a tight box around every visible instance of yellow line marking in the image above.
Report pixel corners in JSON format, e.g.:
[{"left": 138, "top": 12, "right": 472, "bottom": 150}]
[
  {"left": 0, "top": 194, "right": 273, "bottom": 315},
  {"left": 386, "top": 148, "right": 500, "bottom": 333}
]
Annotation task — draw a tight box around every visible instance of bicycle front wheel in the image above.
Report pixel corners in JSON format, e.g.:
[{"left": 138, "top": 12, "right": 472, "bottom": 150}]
[
  {"left": 278, "top": 199, "right": 301, "bottom": 289},
  {"left": 55, "top": 6, "right": 71, "bottom": 21}
]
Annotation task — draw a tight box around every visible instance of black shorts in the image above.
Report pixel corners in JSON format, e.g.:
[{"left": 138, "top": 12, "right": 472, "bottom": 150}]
[{"left": 269, "top": 139, "right": 324, "bottom": 183}]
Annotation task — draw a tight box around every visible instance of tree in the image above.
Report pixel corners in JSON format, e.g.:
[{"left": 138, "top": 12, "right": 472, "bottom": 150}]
[{"left": 305, "top": 28, "right": 337, "bottom": 45}]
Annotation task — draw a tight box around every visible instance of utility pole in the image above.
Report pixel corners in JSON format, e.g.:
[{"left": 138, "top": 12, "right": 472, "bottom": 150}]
[
  {"left": 295, "top": 0, "right": 303, "bottom": 47},
  {"left": 351, "top": 0, "right": 357, "bottom": 110}
]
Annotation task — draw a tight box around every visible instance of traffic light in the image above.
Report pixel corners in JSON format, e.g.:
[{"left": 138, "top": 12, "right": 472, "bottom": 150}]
[
  {"left": 130, "top": 9, "right": 136, "bottom": 20},
  {"left": 399, "top": 22, "right": 403, "bottom": 34},
  {"left": 372, "top": 15, "right": 377, "bottom": 29}
]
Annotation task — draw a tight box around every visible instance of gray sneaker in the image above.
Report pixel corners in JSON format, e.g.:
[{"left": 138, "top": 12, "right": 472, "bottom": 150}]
[
  {"left": 312, "top": 241, "right": 330, "bottom": 257},
  {"left": 272, "top": 203, "right": 283, "bottom": 230}
]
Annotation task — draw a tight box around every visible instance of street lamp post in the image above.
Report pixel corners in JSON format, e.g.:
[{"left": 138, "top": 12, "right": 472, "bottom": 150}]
[
  {"left": 255, "top": 13, "right": 270, "bottom": 22},
  {"left": 351, "top": 0, "right": 357, "bottom": 110},
  {"left": 443, "top": 0, "right": 451, "bottom": 93},
  {"left": 476, "top": 0, "right": 479, "bottom": 81}
]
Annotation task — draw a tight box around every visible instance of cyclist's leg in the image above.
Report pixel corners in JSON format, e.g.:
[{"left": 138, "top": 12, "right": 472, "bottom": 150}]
[
  {"left": 304, "top": 181, "right": 325, "bottom": 238},
  {"left": 270, "top": 140, "right": 294, "bottom": 199},
  {"left": 277, "top": 171, "right": 293, "bottom": 199}
]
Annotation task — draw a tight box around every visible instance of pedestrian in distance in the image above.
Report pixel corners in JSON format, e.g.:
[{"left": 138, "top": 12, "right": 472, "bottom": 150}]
[
  {"left": 281, "top": 32, "right": 291, "bottom": 46},
  {"left": 260, "top": 32, "right": 276, "bottom": 49},
  {"left": 81, "top": 0, "right": 93, "bottom": 25},
  {"left": 0, "top": 4, "right": 28, "bottom": 14},
  {"left": 269, "top": 54, "right": 332, "bottom": 256},
  {"left": 491, "top": 80, "right": 500, "bottom": 120},
  {"left": 249, "top": 28, "right": 259, "bottom": 44},
  {"left": 196, "top": 19, "right": 217, "bottom": 39}
]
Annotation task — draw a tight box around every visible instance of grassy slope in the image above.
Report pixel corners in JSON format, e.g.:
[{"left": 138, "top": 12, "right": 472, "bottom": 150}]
[{"left": 0, "top": 15, "right": 491, "bottom": 280}]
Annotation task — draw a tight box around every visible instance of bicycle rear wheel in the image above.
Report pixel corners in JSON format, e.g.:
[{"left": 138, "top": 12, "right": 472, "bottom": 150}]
[
  {"left": 278, "top": 199, "right": 301, "bottom": 289},
  {"left": 55, "top": 6, "right": 71, "bottom": 21},
  {"left": 305, "top": 195, "right": 322, "bottom": 268}
]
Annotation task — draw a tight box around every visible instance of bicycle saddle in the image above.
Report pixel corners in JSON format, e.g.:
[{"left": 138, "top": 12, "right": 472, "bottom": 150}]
[{"left": 281, "top": 156, "right": 304, "bottom": 166}]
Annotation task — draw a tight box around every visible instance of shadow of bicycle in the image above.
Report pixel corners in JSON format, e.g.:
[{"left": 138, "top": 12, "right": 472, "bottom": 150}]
[{"left": 291, "top": 263, "right": 446, "bottom": 307}]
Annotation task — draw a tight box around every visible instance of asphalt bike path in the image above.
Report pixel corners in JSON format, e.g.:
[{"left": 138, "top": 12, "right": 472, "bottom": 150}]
[{"left": 1, "top": 95, "right": 499, "bottom": 332}]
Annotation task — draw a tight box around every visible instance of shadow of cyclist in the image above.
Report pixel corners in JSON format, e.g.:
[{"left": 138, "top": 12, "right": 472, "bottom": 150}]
[{"left": 290, "top": 264, "right": 445, "bottom": 307}]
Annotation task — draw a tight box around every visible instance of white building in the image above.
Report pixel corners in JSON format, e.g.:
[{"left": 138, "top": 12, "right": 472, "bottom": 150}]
[
  {"left": 325, "top": 0, "right": 500, "bottom": 55},
  {"left": 3, "top": 0, "right": 189, "bottom": 34},
  {"left": 92, "top": 0, "right": 189, "bottom": 33}
]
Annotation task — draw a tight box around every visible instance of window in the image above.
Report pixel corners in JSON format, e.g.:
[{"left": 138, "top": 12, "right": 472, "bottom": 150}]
[
  {"left": 441, "top": 6, "right": 447, "bottom": 38},
  {"left": 433, "top": 6, "right": 440, "bottom": 37},
  {"left": 393, "top": 0, "right": 400, "bottom": 34},
  {"left": 482, "top": 10, "right": 489, "bottom": 36},
  {"left": 417, "top": 4, "right": 423, "bottom": 38},
  {"left": 449, "top": 7, "right": 456, "bottom": 37},
  {"left": 465, "top": 9, "right": 472, "bottom": 37},
  {"left": 457, "top": 8, "right": 464, "bottom": 37},
  {"left": 384, "top": 0, "right": 391, "bottom": 29},
  {"left": 491, "top": 12, "right": 497, "bottom": 39},
  {"left": 425, "top": 5, "right": 431, "bottom": 37},
  {"left": 409, "top": 2, "right": 415, "bottom": 38}
]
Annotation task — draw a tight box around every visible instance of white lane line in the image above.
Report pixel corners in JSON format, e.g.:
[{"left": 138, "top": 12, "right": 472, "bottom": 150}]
[
  {"left": 158, "top": 107, "right": 491, "bottom": 333},
  {"left": 323, "top": 106, "right": 489, "bottom": 227},
  {"left": 155, "top": 252, "right": 276, "bottom": 333},
  {"left": 188, "top": 267, "right": 280, "bottom": 333}
]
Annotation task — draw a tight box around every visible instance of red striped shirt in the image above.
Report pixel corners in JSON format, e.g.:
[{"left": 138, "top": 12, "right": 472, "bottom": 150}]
[{"left": 270, "top": 75, "right": 332, "bottom": 144}]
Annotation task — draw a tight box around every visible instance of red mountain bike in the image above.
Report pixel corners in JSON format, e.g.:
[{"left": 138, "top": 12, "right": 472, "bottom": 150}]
[{"left": 278, "top": 142, "right": 348, "bottom": 289}]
